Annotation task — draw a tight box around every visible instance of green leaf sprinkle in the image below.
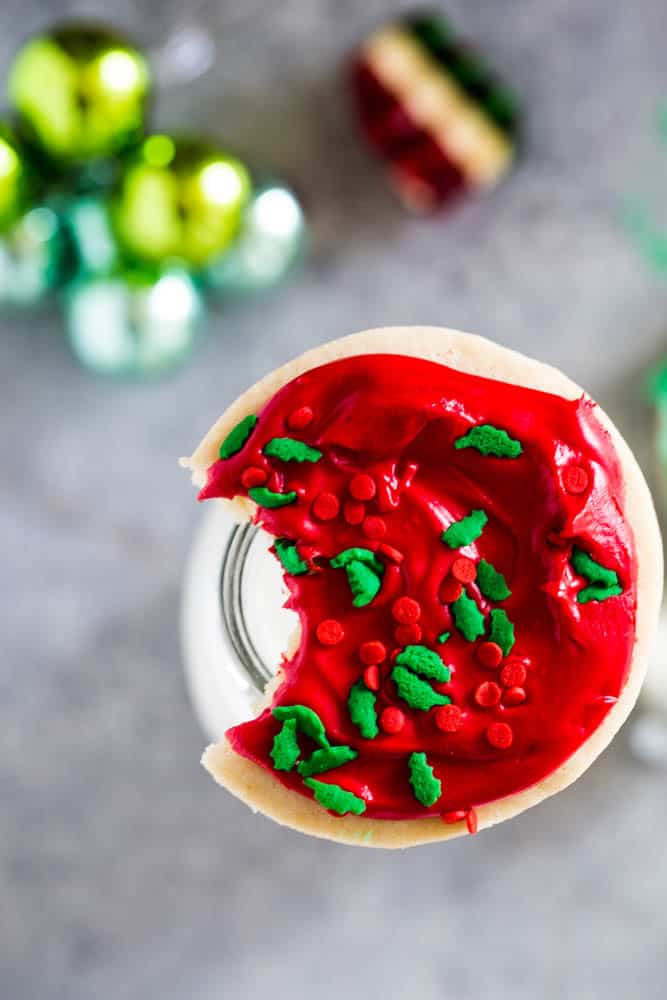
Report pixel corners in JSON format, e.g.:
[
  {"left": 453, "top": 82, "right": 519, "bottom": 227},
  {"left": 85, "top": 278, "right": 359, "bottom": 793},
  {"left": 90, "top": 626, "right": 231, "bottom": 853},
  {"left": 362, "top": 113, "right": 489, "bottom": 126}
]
[
  {"left": 248, "top": 486, "right": 298, "bottom": 508},
  {"left": 333, "top": 556, "right": 383, "bottom": 608},
  {"left": 451, "top": 592, "right": 486, "bottom": 642},
  {"left": 219, "top": 414, "right": 258, "bottom": 459},
  {"left": 273, "top": 705, "right": 330, "bottom": 748},
  {"left": 263, "top": 437, "right": 322, "bottom": 463},
  {"left": 304, "top": 778, "right": 366, "bottom": 816},
  {"left": 455, "top": 424, "right": 523, "bottom": 458},
  {"left": 437, "top": 631, "right": 451, "bottom": 644},
  {"left": 348, "top": 680, "right": 379, "bottom": 739},
  {"left": 391, "top": 666, "right": 450, "bottom": 711},
  {"left": 476, "top": 559, "right": 511, "bottom": 601},
  {"left": 488, "top": 608, "right": 515, "bottom": 655},
  {"left": 297, "top": 745, "right": 358, "bottom": 777},
  {"left": 395, "top": 645, "right": 450, "bottom": 683},
  {"left": 441, "top": 509, "right": 488, "bottom": 549},
  {"left": 578, "top": 583, "right": 623, "bottom": 604},
  {"left": 274, "top": 538, "right": 309, "bottom": 576},
  {"left": 408, "top": 752, "right": 442, "bottom": 807},
  {"left": 330, "top": 548, "right": 383, "bottom": 573},
  {"left": 270, "top": 719, "right": 300, "bottom": 772}
]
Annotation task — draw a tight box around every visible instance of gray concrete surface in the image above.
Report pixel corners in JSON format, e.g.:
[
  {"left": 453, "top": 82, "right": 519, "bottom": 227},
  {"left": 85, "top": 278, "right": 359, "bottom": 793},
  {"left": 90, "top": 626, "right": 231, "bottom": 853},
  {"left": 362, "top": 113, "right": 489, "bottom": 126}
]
[{"left": 2, "top": 1, "right": 667, "bottom": 998}]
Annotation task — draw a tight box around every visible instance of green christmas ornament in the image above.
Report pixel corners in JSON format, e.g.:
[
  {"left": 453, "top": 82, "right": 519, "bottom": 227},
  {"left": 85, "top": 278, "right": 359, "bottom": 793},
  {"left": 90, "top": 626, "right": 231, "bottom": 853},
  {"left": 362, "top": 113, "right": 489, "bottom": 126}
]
[
  {"left": 204, "top": 180, "right": 305, "bottom": 294},
  {"left": 62, "top": 194, "right": 120, "bottom": 276},
  {"left": 0, "top": 123, "right": 32, "bottom": 232},
  {"left": 8, "top": 23, "right": 150, "bottom": 163},
  {"left": 64, "top": 267, "right": 203, "bottom": 376},
  {"left": 111, "top": 135, "right": 252, "bottom": 268},
  {"left": 0, "top": 206, "right": 68, "bottom": 305}
]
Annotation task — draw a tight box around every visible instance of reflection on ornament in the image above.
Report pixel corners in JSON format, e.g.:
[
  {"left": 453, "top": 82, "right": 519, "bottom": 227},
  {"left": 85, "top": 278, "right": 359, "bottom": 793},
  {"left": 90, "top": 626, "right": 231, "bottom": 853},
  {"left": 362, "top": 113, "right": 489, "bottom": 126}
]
[
  {"left": 0, "top": 124, "right": 31, "bottom": 233},
  {"left": 63, "top": 195, "right": 119, "bottom": 276},
  {"left": 205, "top": 181, "right": 305, "bottom": 294},
  {"left": 111, "top": 136, "right": 252, "bottom": 268},
  {"left": 8, "top": 23, "right": 150, "bottom": 163},
  {"left": 0, "top": 207, "right": 67, "bottom": 305},
  {"left": 64, "top": 267, "right": 203, "bottom": 376}
]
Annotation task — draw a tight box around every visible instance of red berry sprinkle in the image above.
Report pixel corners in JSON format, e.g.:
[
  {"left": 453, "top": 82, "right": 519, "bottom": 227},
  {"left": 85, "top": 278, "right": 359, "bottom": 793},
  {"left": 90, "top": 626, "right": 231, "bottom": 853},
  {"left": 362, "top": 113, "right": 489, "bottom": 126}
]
[
  {"left": 343, "top": 500, "right": 365, "bottom": 525},
  {"left": 477, "top": 641, "right": 503, "bottom": 669},
  {"left": 500, "top": 660, "right": 527, "bottom": 687},
  {"left": 392, "top": 596, "right": 421, "bottom": 624},
  {"left": 451, "top": 556, "right": 477, "bottom": 584},
  {"left": 564, "top": 464, "right": 589, "bottom": 495},
  {"left": 363, "top": 665, "right": 381, "bottom": 691},
  {"left": 312, "top": 492, "right": 340, "bottom": 521},
  {"left": 286, "top": 405, "right": 314, "bottom": 430},
  {"left": 362, "top": 515, "right": 387, "bottom": 539},
  {"left": 486, "top": 721, "right": 513, "bottom": 749},
  {"left": 349, "top": 473, "right": 376, "bottom": 501},
  {"left": 240, "top": 466, "right": 267, "bottom": 489},
  {"left": 395, "top": 623, "right": 422, "bottom": 645},
  {"left": 439, "top": 577, "right": 463, "bottom": 604},
  {"left": 378, "top": 542, "right": 404, "bottom": 563},
  {"left": 442, "top": 810, "right": 467, "bottom": 824},
  {"left": 434, "top": 704, "right": 463, "bottom": 733},
  {"left": 466, "top": 808, "right": 478, "bottom": 835},
  {"left": 316, "top": 619, "right": 344, "bottom": 645},
  {"left": 503, "top": 686, "right": 527, "bottom": 706},
  {"left": 359, "top": 640, "right": 387, "bottom": 665},
  {"left": 474, "top": 681, "right": 502, "bottom": 707},
  {"left": 380, "top": 707, "right": 405, "bottom": 733}
]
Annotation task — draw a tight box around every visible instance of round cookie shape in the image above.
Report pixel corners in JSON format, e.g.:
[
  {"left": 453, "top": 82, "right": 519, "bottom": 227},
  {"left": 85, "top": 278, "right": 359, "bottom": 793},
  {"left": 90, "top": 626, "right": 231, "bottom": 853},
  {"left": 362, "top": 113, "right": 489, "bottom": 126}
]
[{"left": 184, "top": 327, "right": 662, "bottom": 847}]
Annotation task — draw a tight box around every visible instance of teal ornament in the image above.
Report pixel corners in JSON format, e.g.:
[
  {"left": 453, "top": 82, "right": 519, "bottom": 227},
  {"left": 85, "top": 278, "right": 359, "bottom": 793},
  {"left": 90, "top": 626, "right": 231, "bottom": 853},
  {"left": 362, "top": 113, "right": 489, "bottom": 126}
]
[
  {"left": 0, "top": 206, "right": 68, "bottom": 305},
  {"left": 8, "top": 23, "right": 150, "bottom": 164},
  {"left": 62, "top": 194, "right": 119, "bottom": 276},
  {"left": 64, "top": 267, "right": 203, "bottom": 376},
  {"left": 111, "top": 135, "right": 252, "bottom": 269},
  {"left": 204, "top": 180, "right": 306, "bottom": 294}
]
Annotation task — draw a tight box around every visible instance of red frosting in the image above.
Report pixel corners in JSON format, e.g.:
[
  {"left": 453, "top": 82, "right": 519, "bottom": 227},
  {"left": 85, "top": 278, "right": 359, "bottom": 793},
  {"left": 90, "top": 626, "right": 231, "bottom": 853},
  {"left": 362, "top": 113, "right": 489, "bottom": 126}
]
[{"left": 200, "top": 354, "right": 637, "bottom": 821}]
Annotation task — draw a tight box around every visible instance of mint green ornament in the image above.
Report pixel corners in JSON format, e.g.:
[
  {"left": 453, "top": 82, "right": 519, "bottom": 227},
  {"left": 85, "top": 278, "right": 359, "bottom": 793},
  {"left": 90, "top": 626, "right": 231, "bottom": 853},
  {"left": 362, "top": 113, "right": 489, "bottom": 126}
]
[
  {"left": 0, "top": 206, "right": 68, "bottom": 305},
  {"left": 8, "top": 23, "right": 150, "bottom": 164},
  {"left": 111, "top": 135, "right": 252, "bottom": 268},
  {"left": 62, "top": 194, "right": 119, "bottom": 276},
  {"left": 204, "top": 180, "right": 305, "bottom": 294},
  {"left": 64, "top": 267, "right": 203, "bottom": 376}
]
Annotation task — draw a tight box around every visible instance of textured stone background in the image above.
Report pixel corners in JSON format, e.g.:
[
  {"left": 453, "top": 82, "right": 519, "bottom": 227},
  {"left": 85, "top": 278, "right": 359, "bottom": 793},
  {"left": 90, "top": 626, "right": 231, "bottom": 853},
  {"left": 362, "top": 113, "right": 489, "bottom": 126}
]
[{"left": 2, "top": 2, "right": 667, "bottom": 997}]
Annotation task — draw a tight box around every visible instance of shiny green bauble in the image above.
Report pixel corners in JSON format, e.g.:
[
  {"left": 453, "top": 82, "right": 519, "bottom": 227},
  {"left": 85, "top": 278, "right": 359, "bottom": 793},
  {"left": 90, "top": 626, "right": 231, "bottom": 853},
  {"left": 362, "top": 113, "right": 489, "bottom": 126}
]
[
  {"left": 64, "top": 267, "right": 203, "bottom": 376},
  {"left": 111, "top": 135, "right": 252, "bottom": 269},
  {"left": 0, "top": 123, "right": 32, "bottom": 233},
  {"left": 204, "top": 180, "right": 305, "bottom": 294},
  {"left": 0, "top": 206, "right": 68, "bottom": 305},
  {"left": 8, "top": 23, "right": 150, "bottom": 163}
]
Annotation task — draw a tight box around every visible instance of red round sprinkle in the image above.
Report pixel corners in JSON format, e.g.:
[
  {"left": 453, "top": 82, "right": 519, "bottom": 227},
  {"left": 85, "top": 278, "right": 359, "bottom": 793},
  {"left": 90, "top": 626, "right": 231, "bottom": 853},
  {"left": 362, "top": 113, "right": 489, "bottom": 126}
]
[
  {"left": 503, "top": 685, "right": 527, "bottom": 706},
  {"left": 343, "top": 500, "right": 365, "bottom": 525},
  {"left": 442, "top": 810, "right": 467, "bottom": 824},
  {"left": 312, "top": 492, "right": 340, "bottom": 521},
  {"left": 362, "top": 515, "right": 387, "bottom": 539},
  {"left": 378, "top": 542, "right": 404, "bottom": 563},
  {"left": 434, "top": 704, "right": 463, "bottom": 733},
  {"left": 395, "top": 622, "right": 422, "bottom": 645},
  {"left": 477, "top": 641, "right": 503, "bottom": 669},
  {"left": 286, "top": 405, "right": 313, "bottom": 430},
  {"left": 474, "top": 681, "right": 502, "bottom": 707},
  {"left": 439, "top": 577, "right": 463, "bottom": 604},
  {"left": 451, "top": 556, "right": 477, "bottom": 584},
  {"left": 500, "top": 660, "right": 527, "bottom": 687},
  {"left": 240, "top": 466, "right": 267, "bottom": 489},
  {"left": 316, "top": 619, "right": 344, "bottom": 645},
  {"left": 363, "top": 665, "right": 381, "bottom": 691},
  {"left": 359, "top": 640, "right": 387, "bottom": 665},
  {"left": 466, "top": 808, "right": 478, "bottom": 835},
  {"left": 349, "top": 473, "right": 376, "bottom": 501},
  {"left": 392, "top": 596, "right": 421, "bottom": 624},
  {"left": 564, "top": 464, "right": 589, "bottom": 495},
  {"left": 486, "top": 721, "right": 513, "bottom": 749},
  {"left": 380, "top": 707, "right": 405, "bottom": 733}
]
